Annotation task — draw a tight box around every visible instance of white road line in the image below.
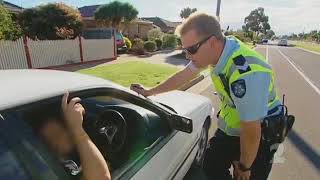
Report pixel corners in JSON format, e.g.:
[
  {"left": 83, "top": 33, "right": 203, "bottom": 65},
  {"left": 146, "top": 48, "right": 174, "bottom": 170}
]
[
  {"left": 266, "top": 45, "right": 269, "bottom": 63},
  {"left": 277, "top": 48, "right": 320, "bottom": 95}
]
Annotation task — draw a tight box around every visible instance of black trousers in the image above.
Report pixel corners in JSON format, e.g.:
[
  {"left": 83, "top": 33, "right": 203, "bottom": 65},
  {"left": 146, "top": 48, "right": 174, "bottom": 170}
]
[{"left": 203, "top": 129, "right": 278, "bottom": 180}]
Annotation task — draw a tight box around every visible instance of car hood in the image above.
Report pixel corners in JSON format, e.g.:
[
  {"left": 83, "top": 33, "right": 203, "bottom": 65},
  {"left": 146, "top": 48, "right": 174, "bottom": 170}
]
[{"left": 150, "top": 90, "right": 213, "bottom": 128}]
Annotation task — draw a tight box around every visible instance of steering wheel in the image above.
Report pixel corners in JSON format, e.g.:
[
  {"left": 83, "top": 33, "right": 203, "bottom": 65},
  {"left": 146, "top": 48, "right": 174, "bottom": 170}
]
[{"left": 94, "top": 109, "right": 127, "bottom": 154}]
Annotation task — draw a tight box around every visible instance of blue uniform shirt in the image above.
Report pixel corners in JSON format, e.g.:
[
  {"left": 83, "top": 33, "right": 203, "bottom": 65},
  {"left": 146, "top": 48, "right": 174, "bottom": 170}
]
[{"left": 187, "top": 36, "right": 276, "bottom": 121}]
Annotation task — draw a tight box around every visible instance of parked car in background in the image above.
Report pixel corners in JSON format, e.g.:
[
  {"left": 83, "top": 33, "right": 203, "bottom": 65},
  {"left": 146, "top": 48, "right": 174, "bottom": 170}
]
[
  {"left": 116, "top": 32, "right": 128, "bottom": 54},
  {"left": 0, "top": 70, "right": 213, "bottom": 180},
  {"left": 278, "top": 39, "right": 288, "bottom": 46},
  {"left": 262, "top": 39, "right": 268, "bottom": 44}
]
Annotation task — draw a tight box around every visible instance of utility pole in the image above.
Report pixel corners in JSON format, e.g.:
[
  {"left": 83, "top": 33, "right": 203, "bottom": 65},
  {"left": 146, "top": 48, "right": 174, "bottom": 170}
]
[{"left": 216, "top": 0, "right": 221, "bottom": 21}]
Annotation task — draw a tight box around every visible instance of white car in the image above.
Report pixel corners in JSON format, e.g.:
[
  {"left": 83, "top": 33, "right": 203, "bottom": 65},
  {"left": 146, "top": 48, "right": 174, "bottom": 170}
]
[
  {"left": 278, "top": 39, "right": 288, "bottom": 46},
  {"left": 0, "top": 70, "right": 213, "bottom": 180}
]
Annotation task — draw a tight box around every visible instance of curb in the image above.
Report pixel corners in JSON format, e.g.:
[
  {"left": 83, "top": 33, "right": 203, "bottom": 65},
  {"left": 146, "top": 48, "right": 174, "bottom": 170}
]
[
  {"left": 178, "top": 75, "right": 205, "bottom": 91},
  {"left": 149, "top": 49, "right": 176, "bottom": 55}
]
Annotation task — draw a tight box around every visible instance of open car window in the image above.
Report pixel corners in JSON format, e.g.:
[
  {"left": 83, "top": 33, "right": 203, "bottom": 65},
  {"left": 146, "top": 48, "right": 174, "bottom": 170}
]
[
  {"left": 77, "top": 95, "right": 172, "bottom": 176},
  {"left": 6, "top": 88, "right": 174, "bottom": 180}
]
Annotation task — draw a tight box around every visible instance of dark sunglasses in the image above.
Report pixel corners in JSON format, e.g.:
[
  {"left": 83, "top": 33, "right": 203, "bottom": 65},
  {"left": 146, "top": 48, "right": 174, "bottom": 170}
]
[{"left": 183, "top": 34, "right": 215, "bottom": 55}]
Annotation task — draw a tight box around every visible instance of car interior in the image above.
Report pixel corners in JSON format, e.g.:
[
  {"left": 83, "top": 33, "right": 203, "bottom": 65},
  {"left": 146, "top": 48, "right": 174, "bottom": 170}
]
[{"left": 18, "top": 95, "right": 171, "bottom": 177}]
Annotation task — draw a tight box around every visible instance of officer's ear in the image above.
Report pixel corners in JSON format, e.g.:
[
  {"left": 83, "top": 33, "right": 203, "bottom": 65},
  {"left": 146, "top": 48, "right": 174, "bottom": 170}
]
[{"left": 209, "top": 36, "right": 217, "bottom": 47}]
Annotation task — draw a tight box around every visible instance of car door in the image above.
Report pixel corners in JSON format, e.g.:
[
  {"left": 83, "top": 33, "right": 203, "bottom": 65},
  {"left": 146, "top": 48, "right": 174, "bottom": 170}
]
[
  {"left": 130, "top": 104, "right": 200, "bottom": 180},
  {"left": 105, "top": 97, "right": 200, "bottom": 180},
  {"left": 82, "top": 90, "right": 198, "bottom": 180},
  {"left": 75, "top": 88, "right": 197, "bottom": 180},
  {"left": 61, "top": 88, "right": 198, "bottom": 180}
]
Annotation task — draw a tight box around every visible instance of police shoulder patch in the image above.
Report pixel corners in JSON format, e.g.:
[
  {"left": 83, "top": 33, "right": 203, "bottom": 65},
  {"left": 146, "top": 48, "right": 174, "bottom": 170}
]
[{"left": 231, "top": 79, "right": 246, "bottom": 98}]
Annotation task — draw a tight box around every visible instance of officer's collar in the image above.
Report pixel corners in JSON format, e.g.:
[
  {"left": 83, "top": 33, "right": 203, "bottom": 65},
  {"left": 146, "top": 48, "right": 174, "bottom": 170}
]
[{"left": 213, "top": 36, "right": 240, "bottom": 75}]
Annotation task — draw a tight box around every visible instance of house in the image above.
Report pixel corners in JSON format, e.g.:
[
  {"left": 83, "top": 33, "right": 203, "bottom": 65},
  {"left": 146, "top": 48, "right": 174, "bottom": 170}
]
[
  {"left": 1, "top": 1, "right": 23, "bottom": 14},
  {"left": 141, "top": 17, "right": 181, "bottom": 33},
  {"left": 78, "top": 5, "right": 155, "bottom": 39}
]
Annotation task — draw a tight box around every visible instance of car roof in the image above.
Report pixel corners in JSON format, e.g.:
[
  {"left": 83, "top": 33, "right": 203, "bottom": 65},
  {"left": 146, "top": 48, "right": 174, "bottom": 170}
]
[{"left": 0, "top": 69, "right": 127, "bottom": 110}]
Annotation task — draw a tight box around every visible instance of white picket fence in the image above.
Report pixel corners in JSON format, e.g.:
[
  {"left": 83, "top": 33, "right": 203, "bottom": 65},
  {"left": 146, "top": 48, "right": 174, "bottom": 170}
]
[
  {"left": 0, "top": 36, "right": 115, "bottom": 70},
  {"left": 0, "top": 38, "right": 28, "bottom": 69},
  {"left": 28, "top": 37, "right": 81, "bottom": 68},
  {"left": 82, "top": 38, "right": 115, "bottom": 62}
]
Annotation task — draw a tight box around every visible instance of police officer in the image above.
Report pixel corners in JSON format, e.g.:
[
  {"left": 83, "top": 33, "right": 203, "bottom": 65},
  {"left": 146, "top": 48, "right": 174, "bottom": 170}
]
[{"left": 131, "top": 12, "right": 281, "bottom": 180}]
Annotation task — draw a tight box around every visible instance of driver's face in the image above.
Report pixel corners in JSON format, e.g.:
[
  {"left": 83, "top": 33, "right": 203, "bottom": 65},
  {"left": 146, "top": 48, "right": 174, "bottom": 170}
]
[{"left": 39, "top": 119, "right": 74, "bottom": 157}]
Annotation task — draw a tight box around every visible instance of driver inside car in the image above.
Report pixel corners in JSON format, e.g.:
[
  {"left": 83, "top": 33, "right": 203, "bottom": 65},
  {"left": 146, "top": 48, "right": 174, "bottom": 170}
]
[{"left": 33, "top": 93, "right": 111, "bottom": 180}]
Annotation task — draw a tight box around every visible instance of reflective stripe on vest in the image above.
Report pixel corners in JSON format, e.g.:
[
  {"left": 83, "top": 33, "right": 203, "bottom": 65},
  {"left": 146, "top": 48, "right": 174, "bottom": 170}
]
[{"left": 211, "top": 36, "right": 280, "bottom": 136}]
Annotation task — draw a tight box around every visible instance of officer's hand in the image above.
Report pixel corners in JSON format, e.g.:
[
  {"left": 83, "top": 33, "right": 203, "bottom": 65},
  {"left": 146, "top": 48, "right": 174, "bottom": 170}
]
[
  {"left": 61, "top": 92, "right": 85, "bottom": 136},
  {"left": 232, "top": 161, "right": 240, "bottom": 178},
  {"left": 130, "top": 84, "right": 151, "bottom": 97},
  {"left": 233, "top": 162, "right": 251, "bottom": 180}
]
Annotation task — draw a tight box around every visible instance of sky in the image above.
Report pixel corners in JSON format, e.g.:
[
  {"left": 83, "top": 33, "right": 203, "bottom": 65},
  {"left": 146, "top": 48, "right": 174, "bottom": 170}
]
[{"left": 5, "top": 0, "right": 320, "bottom": 35}]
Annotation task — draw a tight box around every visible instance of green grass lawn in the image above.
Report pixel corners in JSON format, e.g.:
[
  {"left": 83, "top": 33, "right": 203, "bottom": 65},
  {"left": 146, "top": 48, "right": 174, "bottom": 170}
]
[
  {"left": 293, "top": 41, "right": 320, "bottom": 53},
  {"left": 77, "top": 61, "right": 179, "bottom": 87}
]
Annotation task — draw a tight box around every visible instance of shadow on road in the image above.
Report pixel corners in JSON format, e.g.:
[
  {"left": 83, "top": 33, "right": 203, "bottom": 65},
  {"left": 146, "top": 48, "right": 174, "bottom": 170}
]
[
  {"left": 165, "top": 52, "right": 189, "bottom": 66},
  {"left": 288, "top": 130, "right": 320, "bottom": 172}
]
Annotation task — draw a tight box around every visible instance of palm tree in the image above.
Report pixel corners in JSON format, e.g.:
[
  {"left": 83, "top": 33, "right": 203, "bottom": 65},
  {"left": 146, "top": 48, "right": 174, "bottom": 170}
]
[
  {"left": 180, "top": 7, "right": 197, "bottom": 19},
  {"left": 95, "top": 1, "right": 138, "bottom": 29}
]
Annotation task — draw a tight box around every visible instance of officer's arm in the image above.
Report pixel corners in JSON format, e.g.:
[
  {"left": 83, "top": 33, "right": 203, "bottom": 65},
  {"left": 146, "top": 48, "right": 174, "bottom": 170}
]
[
  {"left": 147, "top": 62, "right": 200, "bottom": 95},
  {"left": 240, "top": 120, "right": 261, "bottom": 168},
  {"left": 230, "top": 72, "right": 271, "bottom": 169}
]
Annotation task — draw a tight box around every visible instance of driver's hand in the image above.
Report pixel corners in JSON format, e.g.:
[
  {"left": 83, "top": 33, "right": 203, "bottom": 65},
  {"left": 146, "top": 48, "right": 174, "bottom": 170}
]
[
  {"left": 130, "top": 84, "right": 151, "bottom": 97},
  {"left": 62, "top": 92, "right": 85, "bottom": 135}
]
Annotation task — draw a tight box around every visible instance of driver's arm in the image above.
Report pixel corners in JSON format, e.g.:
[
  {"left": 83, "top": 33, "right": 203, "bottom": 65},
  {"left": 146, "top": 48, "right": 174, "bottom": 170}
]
[{"left": 62, "top": 93, "right": 111, "bottom": 180}]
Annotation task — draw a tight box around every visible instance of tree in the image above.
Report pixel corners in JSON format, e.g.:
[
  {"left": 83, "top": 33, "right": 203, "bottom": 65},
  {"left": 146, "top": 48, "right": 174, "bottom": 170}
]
[
  {"left": 95, "top": 1, "right": 138, "bottom": 29},
  {"left": 180, "top": 7, "right": 197, "bottom": 19},
  {"left": 19, "top": 3, "right": 83, "bottom": 40},
  {"left": 265, "top": 30, "right": 275, "bottom": 39},
  {"left": 0, "top": 5, "right": 22, "bottom": 40},
  {"left": 310, "top": 30, "right": 319, "bottom": 41},
  {"left": 298, "top": 33, "right": 305, "bottom": 40},
  {"left": 289, "top": 33, "right": 298, "bottom": 40},
  {"left": 243, "top": 7, "right": 270, "bottom": 36}
]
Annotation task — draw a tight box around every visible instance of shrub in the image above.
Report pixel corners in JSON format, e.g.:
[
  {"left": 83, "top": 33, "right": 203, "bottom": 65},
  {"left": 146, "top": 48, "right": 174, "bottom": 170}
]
[
  {"left": 132, "top": 38, "right": 145, "bottom": 54},
  {"left": 162, "top": 34, "right": 177, "bottom": 49},
  {"left": 144, "top": 41, "right": 157, "bottom": 52},
  {"left": 148, "top": 28, "right": 163, "bottom": 41},
  {"left": 154, "top": 38, "right": 163, "bottom": 50},
  {"left": 123, "top": 37, "right": 132, "bottom": 49},
  {"left": 19, "top": 3, "right": 83, "bottom": 40},
  {"left": 0, "top": 5, "right": 22, "bottom": 40}
]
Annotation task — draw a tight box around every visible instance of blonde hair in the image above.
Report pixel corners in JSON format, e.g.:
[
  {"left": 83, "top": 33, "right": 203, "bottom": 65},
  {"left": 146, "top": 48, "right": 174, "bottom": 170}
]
[{"left": 175, "top": 12, "right": 224, "bottom": 41}]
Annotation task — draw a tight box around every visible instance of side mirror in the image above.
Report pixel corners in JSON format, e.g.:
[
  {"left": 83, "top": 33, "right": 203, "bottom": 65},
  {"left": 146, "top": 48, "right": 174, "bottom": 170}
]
[{"left": 169, "top": 114, "right": 193, "bottom": 133}]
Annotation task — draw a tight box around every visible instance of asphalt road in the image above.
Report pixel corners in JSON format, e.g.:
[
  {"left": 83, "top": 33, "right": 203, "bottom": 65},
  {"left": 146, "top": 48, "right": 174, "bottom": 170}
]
[{"left": 190, "top": 43, "right": 320, "bottom": 180}]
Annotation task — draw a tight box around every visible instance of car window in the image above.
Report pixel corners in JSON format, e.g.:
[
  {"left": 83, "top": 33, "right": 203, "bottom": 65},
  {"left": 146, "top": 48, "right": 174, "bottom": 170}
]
[
  {"left": 11, "top": 90, "right": 173, "bottom": 179},
  {"left": 116, "top": 33, "right": 123, "bottom": 40},
  {"left": 0, "top": 112, "right": 69, "bottom": 180},
  {"left": 0, "top": 135, "right": 30, "bottom": 180},
  {"left": 80, "top": 95, "right": 173, "bottom": 179}
]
